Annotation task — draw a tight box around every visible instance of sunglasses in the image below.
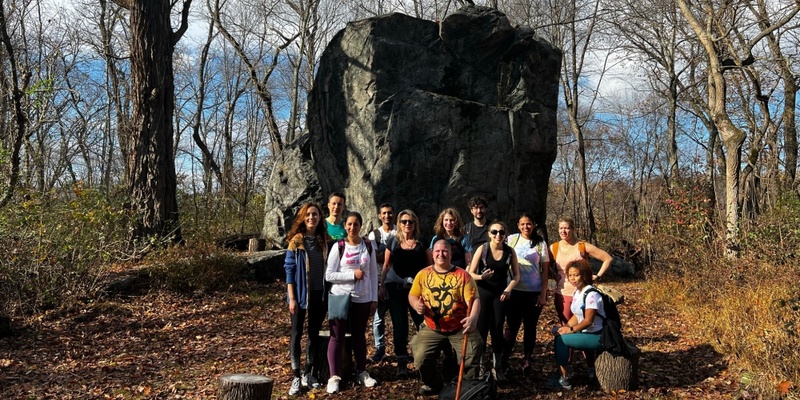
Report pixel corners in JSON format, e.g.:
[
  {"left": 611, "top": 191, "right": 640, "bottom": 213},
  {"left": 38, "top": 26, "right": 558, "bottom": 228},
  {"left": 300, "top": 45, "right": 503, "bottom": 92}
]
[
  {"left": 399, "top": 220, "right": 415, "bottom": 225},
  {"left": 490, "top": 229, "right": 506, "bottom": 236}
]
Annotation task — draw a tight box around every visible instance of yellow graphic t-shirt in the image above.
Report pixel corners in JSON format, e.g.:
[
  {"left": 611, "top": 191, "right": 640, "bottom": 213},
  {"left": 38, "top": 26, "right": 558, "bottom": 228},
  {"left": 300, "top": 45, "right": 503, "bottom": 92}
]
[{"left": 409, "top": 266, "right": 478, "bottom": 333}]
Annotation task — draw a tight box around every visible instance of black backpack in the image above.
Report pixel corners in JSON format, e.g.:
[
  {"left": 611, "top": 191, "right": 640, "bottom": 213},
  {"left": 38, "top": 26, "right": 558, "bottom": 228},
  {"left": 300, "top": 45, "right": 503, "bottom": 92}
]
[
  {"left": 583, "top": 287, "right": 630, "bottom": 357},
  {"left": 438, "top": 374, "right": 497, "bottom": 400}
]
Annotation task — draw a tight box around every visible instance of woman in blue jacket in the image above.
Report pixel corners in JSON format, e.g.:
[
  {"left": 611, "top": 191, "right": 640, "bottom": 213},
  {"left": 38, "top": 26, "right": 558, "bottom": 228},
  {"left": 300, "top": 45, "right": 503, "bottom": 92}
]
[{"left": 284, "top": 203, "right": 329, "bottom": 395}]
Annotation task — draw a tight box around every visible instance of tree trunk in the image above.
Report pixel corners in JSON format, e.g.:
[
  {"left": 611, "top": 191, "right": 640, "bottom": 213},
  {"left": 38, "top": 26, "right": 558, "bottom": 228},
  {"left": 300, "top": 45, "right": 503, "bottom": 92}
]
[
  {"left": 596, "top": 344, "right": 640, "bottom": 392},
  {"left": 126, "top": 0, "right": 183, "bottom": 245},
  {"left": 218, "top": 374, "right": 273, "bottom": 400},
  {"left": 0, "top": 0, "right": 30, "bottom": 209},
  {"left": 721, "top": 132, "right": 744, "bottom": 258}
]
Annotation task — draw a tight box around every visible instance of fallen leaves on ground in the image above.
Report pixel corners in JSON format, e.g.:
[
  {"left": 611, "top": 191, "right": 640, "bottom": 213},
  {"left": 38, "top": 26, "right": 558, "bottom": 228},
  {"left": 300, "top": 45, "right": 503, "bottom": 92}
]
[{"left": 0, "top": 281, "right": 755, "bottom": 399}]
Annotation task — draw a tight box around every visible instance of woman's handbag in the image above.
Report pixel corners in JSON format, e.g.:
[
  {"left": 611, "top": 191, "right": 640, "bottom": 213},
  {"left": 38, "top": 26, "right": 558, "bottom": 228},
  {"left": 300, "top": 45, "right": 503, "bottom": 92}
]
[{"left": 328, "top": 293, "right": 351, "bottom": 320}]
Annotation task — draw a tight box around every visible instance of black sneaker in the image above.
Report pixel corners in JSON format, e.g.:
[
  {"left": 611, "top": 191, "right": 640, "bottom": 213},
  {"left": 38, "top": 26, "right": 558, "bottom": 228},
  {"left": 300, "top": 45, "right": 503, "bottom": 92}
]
[
  {"left": 396, "top": 357, "right": 409, "bottom": 378},
  {"left": 546, "top": 375, "right": 573, "bottom": 390}
]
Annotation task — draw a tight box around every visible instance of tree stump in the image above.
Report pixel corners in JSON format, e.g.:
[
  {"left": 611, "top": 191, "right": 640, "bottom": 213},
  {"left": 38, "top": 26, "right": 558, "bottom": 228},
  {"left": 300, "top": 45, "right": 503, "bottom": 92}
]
[
  {"left": 595, "top": 342, "right": 640, "bottom": 392},
  {"left": 218, "top": 374, "right": 273, "bottom": 400},
  {"left": 248, "top": 238, "right": 266, "bottom": 252},
  {"left": 315, "top": 330, "right": 354, "bottom": 383}
]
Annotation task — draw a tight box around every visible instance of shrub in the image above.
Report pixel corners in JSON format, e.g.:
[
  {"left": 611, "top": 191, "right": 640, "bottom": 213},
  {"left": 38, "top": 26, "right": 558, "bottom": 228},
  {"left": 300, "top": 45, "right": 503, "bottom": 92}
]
[
  {"left": 0, "top": 187, "right": 129, "bottom": 316},
  {"left": 146, "top": 243, "right": 247, "bottom": 294},
  {"left": 642, "top": 192, "right": 800, "bottom": 397}
]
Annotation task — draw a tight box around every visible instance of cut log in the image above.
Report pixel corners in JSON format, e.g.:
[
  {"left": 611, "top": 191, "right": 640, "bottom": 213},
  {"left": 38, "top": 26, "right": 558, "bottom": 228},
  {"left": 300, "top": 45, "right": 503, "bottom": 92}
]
[
  {"left": 248, "top": 238, "right": 266, "bottom": 252},
  {"left": 595, "top": 342, "right": 640, "bottom": 392},
  {"left": 315, "top": 330, "right": 353, "bottom": 383},
  {"left": 218, "top": 374, "right": 273, "bottom": 400}
]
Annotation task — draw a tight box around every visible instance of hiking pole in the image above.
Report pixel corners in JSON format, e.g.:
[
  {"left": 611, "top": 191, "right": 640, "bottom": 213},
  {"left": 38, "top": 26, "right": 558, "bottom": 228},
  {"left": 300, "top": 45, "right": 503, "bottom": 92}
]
[
  {"left": 455, "top": 304, "right": 471, "bottom": 400},
  {"left": 455, "top": 331, "right": 468, "bottom": 399}
]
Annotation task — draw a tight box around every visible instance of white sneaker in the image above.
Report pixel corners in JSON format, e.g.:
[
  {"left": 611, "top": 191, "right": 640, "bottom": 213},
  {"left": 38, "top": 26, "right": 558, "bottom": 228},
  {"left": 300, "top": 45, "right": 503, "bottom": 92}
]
[
  {"left": 326, "top": 375, "right": 341, "bottom": 394},
  {"left": 289, "top": 376, "right": 302, "bottom": 395},
  {"left": 301, "top": 373, "right": 320, "bottom": 389},
  {"left": 356, "top": 370, "right": 378, "bottom": 388}
]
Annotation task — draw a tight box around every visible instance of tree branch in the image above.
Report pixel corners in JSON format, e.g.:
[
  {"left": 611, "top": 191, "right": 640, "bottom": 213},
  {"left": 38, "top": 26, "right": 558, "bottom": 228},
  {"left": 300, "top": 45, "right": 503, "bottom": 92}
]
[{"left": 172, "top": 0, "right": 193, "bottom": 45}]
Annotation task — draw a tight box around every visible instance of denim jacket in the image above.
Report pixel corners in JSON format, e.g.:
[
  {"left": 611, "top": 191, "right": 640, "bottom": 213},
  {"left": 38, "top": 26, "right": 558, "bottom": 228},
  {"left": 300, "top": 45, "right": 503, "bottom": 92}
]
[{"left": 284, "top": 233, "right": 328, "bottom": 309}]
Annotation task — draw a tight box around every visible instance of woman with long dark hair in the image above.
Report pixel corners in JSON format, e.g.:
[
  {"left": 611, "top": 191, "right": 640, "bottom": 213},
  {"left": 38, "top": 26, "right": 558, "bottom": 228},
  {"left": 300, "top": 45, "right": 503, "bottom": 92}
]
[
  {"left": 502, "top": 213, "right": 550, "bottom": 374},
  {"left": 325, "top": 211, "right": 379, "bottom": 394},
  {"left": 467, "top": 220, "right": 520, "bottom": 382}
]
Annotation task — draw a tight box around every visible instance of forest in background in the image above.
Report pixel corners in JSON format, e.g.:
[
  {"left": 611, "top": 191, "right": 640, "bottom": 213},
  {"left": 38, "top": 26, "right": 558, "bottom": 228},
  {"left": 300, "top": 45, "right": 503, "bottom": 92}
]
[{"left": 1, "top": 0, "right": 799, "bottom": 396}]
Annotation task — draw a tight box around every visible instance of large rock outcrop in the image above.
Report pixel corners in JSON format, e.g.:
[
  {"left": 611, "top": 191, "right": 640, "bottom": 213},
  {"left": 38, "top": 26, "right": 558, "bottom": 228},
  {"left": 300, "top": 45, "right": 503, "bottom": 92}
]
[{"left": 263, "top": 6, "right": 561, "bottom": 242}]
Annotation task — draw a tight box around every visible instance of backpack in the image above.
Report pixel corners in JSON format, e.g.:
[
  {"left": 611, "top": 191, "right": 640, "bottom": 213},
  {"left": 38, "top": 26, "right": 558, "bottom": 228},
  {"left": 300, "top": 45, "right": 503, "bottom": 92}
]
[
  {"left": 337, "top": 237, "right": 373, "bottom": 258},
  {"left": 583, "top": 287, "right": 629, "bottom": 357},
  {"left": 438, "top": 374, "right": 497, "bottom": 400},
  {"left": 509, "top": 234, "right": 546, "bottom": 273},
  {"left": 550, "top": 241, "right": 587, "bottom": 279},
  {"left": 478, "top": 242, "right": 512, "bottom": 273}
]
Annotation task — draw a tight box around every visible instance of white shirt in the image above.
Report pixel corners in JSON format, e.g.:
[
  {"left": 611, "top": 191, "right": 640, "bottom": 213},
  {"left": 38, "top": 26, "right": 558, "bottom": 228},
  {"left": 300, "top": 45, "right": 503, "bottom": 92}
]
[
  {"left": 326, "top": 241, "right": 379, "bottom": 303},
  {"left": 570, "top": 285, "right": 605, "bottom": 333}
]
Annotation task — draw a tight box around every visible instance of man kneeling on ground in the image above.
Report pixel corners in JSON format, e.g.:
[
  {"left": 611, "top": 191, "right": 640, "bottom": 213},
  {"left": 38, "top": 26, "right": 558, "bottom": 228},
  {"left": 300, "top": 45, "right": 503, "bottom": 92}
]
[{"left": 408, "top": 239, "right": 483, "bottom": 396}]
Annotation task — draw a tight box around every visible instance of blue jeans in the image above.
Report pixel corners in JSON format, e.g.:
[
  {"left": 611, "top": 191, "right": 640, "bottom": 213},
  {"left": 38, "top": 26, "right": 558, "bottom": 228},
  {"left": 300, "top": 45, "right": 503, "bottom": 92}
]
[
  {"left": 372, "top": 296, "right": 388, "bottom": 354},
  {"left": 555, "top": 331, "right": 602, "bottom": 366}
]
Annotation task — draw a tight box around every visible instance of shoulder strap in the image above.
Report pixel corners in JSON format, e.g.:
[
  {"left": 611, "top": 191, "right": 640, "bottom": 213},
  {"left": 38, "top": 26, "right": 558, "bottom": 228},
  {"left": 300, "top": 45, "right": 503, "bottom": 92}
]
[
  {"left": 578, "top": 241, "right": 587, "bottom": 259},
  {"left": 337, "top": 239, "right": 346, "bottom": 258},
  {"left": 552, "top": 241, "right": 559, "bottom": 259},
  {"left": 480, "top": 242, "right": 490, "bottom": 267},
  {"left": 340, "top": 238, "right": 373, "bottom": 256},
  {"left": 503, "top": 243, "right": 513, "bottom": 265},
  {"left": 388, "top": 236, "right": 398, "bottom": 252},
  {"left": 511, "top": 234, "right": 521, "bottom": 248},
  {"left": 372, "top": 228, "right": 382, "bottom": 243},
  {"left": 582, "top": 288, "right": 606, "bottom": 320},
  {"left": 363, "top": 236, "right": 373, "bottom": 254}
]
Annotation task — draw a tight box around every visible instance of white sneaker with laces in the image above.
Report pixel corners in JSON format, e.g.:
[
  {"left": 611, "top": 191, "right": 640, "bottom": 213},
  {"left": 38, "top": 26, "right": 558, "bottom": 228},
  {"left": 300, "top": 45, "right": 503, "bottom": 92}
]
[
  {"left": 356, "top": 370, "right": 378, "bottom": 387},
  {"left": 326, "top": 375, "right": 341, "bottom": 394},
  {"left": 302, "top": 373, "right": 320, "bottom": 389},
  {"left": 289, "top": 376, "right": 302, "bottom": 395}
]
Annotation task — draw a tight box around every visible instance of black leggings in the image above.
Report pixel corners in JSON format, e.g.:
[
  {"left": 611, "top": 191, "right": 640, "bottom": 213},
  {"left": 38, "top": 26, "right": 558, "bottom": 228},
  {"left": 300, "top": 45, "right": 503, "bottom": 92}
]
[
  {"left": 476, "top": 286, "right": 505, "bottom": 355},
  {"left": 289, "top": 290, "right": 326, "bottom": 377},
  {"left": 503, "top": 290, "right": 543, "bottom": 359}
]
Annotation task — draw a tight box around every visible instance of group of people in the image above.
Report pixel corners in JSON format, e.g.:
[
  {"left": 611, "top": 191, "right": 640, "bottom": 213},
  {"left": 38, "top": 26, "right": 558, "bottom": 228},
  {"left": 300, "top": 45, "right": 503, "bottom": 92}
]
[{"left": 283, "top": 193, "right": 614, "bottom": 396}]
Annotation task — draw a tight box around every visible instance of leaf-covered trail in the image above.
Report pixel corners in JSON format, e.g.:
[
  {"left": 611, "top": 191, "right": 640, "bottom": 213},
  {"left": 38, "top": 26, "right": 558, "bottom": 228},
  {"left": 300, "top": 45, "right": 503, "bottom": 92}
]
[{"left": 0, "top": 281, "right": 739, "bottom": 399}]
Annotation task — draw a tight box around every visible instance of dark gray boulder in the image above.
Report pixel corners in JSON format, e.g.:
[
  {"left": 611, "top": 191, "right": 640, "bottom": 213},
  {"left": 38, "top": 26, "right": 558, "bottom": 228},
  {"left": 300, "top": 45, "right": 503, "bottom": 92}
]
[{"left": 263, "top": 6, "right": 561, "bottom": 242}]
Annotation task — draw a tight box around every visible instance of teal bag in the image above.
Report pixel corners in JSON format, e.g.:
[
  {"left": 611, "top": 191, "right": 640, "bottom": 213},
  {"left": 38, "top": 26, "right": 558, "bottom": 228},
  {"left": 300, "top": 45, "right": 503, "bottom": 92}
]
[{"left": 328, "top": 293, "right": 351, "bottom": 320}]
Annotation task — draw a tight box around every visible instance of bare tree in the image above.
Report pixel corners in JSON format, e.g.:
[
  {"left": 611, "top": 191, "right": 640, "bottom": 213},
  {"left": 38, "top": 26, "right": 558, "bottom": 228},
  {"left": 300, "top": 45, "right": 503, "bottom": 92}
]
[
  {"left": 610, "top": 0, "right": 686, "bottom": 190},
  {"left": 111, "top": 0, "right": 192, "bottom": 246},
  {"left": 0, "top": 0, "right": 32, "bottom": 208},
  {"left": 747, "top": 0, "right": 798, "bottom": 192},
  {"left": 549, "top": 0, "right": 613, "bottom": 241},
  {"left": 209, "top": 0, "right": 296, "bottom": 156},
  {"left": 676, "top": 0, "right": 800, "bottom": 257}
]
